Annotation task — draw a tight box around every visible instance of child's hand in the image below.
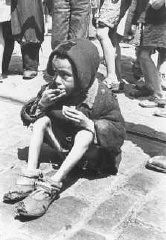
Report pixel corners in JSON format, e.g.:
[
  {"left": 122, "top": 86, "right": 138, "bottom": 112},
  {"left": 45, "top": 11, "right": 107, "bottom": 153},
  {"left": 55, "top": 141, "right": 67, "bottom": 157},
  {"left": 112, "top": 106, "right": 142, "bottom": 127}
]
[
  {"left": 62, "top": 106, "right": 95, "bottom": 133},
  {"left": 39, "top": 89, "right": 66, "bottom": 108}
]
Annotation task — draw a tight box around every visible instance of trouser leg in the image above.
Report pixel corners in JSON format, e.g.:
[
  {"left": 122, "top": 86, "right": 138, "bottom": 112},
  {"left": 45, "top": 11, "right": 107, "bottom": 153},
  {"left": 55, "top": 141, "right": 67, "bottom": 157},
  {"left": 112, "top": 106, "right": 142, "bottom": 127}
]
[
  {"left": 21, "top": 42, "right": 41, "bottom": 72},
  {"left": 51, "top": 0, "right": 70, "bottom": 49},
  {"left": 2, "top": 21, "right": 15, "bottom": 73},
  {"left": 69, "top": 0, "right": 90, "bottom": 39},
  {"left": 139, "top": 47, "right": 163, "bottom": 98}
]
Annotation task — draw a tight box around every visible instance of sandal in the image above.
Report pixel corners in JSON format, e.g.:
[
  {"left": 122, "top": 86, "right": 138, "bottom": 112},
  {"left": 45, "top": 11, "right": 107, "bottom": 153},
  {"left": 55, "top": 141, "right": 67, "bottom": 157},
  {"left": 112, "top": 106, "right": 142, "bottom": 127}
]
[
  {"left": 145, "top": 156, "right": 166, "bottom": 173},
  {"left": 15, "top": 177, "right": 62, "bottom": 218},
  {"left": 153, "top": 108, "right": 166, "bottom": 118},
  {"left": 139, "top": 96, "right": 166, "bottom": 108},
  {"left": 130, "top": 86, "right": 153, "bottom": 98},
  {"left": 3, "top": 169, "right": 42, "bottom": 203}
]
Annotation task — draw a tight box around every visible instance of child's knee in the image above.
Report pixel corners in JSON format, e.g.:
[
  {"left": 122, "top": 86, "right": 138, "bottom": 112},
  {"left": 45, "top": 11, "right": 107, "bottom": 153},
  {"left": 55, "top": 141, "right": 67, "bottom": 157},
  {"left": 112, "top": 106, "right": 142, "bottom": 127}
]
[
  {"left": 75, "top": 130, "right": 94, "bottom": 150},
  {"left": 33, "top": 116, "right": 51, "bottom": 132}
]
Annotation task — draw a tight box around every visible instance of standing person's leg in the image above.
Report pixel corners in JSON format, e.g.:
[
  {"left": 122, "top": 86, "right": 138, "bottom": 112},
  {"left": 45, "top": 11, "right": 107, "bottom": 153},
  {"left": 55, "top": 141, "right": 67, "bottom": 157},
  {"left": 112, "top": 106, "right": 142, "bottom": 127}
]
[
  {"left": 0, "top": 23, "right": 5, "bottom": 80},
  {"left": 139, "top": 47, "right": 163, "bottom": 98},
  {"left": 51, "top": 0, "right": 70, "bottom": 49},
  {"left": 96, "top": 26, "right": 118, "bottom": 88},
  {"left": 69, "top": 0, "right": 90, "bottom": 39},
  {"left": 158, "top": 48, "right": 166, "bottom": 90},
  {"left": 21, "top": 42, "right": 41, "bottom": 79},
  {"left": 96, "top": 0, "right": 122, "bottom": 90},
  {"left": 2, "top": 21, "right": 15, "bottom": 74},
  {"left": 138, "top": 47, "right": 166, "bottom": 107}
]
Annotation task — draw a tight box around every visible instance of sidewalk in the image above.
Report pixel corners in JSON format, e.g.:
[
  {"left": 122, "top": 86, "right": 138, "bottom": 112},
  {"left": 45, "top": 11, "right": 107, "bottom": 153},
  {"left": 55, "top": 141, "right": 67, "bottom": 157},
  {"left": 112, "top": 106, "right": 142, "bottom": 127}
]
[{"left": 0, "top": 36, "right": 166, "bottom": 240}]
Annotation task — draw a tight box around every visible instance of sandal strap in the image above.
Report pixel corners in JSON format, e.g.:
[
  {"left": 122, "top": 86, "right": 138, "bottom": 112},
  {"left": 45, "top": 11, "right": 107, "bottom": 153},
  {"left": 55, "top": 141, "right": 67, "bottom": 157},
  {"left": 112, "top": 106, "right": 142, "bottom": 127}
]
[
  {"left": 36, "top": 177, "right": 62, "bottom": 193},
  {"left": 19, "top": 169, "right": 43, "bottom": 179}
]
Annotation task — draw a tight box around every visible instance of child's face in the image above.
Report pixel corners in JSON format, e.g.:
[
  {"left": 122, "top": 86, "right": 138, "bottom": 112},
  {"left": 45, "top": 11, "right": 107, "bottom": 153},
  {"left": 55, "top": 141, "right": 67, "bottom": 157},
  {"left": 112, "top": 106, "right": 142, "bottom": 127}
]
[{"left": 52, "top": 57, "right": 75, "bottom": 96}]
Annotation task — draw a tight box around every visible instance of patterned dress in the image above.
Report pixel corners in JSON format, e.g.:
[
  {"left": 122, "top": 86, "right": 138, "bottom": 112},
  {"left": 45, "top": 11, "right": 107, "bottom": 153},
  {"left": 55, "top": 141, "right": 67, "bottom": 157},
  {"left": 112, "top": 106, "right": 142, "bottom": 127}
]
[
  {"left": 0, "top": 0, "right": 10, "bottom": 22},
  {"left": 98, "top": 0, "right": 132, "bottom": 28}
]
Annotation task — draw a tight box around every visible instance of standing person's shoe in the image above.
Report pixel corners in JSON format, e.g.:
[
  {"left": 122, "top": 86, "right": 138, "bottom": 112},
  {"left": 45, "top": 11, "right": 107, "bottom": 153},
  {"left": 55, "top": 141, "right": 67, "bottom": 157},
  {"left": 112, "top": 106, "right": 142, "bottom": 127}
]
[
  {"left": 23, "top": 70, "right": 38, "bottom": 80},
  {"left": 130, "top": 86, "right": 153, "bottom": 98},
  {"left": 103, "top": 77, "right": 125, "bottom": 92},
  {"left": 139, "top": 96, "right": 166, "bottom": 108},
  {"left": 146, "top": 156, "right": 166, "bottom": 173},
  {"left": 3, "top": 169, "right": 42, "bottom": 203},
  {"left": 153, "top": 108, "right": 166, "bottom": 118},
  {"left": 15, "top": 177, "right": 62, "bottom": 218},
  {"left": 0, "top": 74, "right": 4, "bottom": 83},
  {"left": 159, "top": 73, "right": 166, "bottom": 91}
]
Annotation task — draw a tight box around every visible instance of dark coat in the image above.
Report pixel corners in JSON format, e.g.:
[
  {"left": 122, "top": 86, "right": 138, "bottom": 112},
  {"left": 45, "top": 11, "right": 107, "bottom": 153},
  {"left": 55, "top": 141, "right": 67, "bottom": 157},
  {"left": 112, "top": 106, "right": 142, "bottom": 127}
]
[
  {"left": 49, "top": 81, "right": 125, "bottom": 155},
  {"left": 44, "top": 80, "right": 126, "bottom": 174},
  {"left": 11, "top": 0, "right": 44, "bottom": 43}
]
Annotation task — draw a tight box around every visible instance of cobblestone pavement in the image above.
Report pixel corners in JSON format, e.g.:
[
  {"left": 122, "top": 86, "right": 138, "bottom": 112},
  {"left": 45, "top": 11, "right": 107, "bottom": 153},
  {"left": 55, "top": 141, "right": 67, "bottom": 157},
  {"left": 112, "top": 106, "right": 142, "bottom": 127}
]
[{"left": 0, "top": 36, "right": 166, "bottom": 240}]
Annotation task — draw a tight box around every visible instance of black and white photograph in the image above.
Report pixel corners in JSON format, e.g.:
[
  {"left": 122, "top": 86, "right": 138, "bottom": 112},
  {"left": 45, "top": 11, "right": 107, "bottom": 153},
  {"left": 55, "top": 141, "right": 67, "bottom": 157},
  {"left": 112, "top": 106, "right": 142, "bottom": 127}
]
[{"left": 0, "top": 0, "right": 166, "bottom": 239}]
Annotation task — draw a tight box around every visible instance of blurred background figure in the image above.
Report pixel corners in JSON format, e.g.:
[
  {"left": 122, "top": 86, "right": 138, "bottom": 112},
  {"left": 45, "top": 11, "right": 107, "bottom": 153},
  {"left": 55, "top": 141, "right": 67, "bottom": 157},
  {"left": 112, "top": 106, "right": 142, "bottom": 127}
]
[
  {"left": 95, "top": 0, "right": 132, "bottom": 92},
  {"left": 135, "top": 0, "right": 166, "bottom": 108},
  {"left": 11, "top": 0, "right": 44, "bottom": 79},
  {"left": 42, "top": 0, "right": 52, "bottom": 36},
  {"left": 51, "top": 0, "right": 91, "bottom": 50},
  {"left": 0, "top": 0, "right": 11, "bottom": 81}
]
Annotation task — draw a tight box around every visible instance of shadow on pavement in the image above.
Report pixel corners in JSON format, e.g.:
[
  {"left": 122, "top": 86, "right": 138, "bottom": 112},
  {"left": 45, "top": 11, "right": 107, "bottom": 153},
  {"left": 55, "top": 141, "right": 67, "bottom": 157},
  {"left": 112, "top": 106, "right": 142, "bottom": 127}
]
[{"left": 126, "top": 123, "right": 166, "bottom": 158}]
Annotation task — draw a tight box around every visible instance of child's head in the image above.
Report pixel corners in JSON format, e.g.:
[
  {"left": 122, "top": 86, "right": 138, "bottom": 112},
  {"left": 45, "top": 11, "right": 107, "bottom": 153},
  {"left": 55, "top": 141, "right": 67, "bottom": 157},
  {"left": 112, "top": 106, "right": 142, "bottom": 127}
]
[
  {"left": 47, "top": 39, "right": 100, "bottom": 96},
  {"left": 51, "top": 55, "right": 76, "bottom": 97}
]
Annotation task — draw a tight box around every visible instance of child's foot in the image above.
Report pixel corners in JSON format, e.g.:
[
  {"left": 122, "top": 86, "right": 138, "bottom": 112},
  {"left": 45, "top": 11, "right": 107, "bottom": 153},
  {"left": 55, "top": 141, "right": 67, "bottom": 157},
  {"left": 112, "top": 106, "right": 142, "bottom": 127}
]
[
  {"left": 15, "top": 177, "right": 62, "bottom": 218},
  {"left": 3, "top": 169, "right": 42, "bottom": 203}
]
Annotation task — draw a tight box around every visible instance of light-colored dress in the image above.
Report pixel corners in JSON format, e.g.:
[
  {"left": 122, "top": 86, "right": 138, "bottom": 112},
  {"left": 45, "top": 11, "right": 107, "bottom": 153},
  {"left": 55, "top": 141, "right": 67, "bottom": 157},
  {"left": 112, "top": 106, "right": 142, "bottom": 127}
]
[{"left": 0, "top": 0, "right": 11, "bottom": 23}]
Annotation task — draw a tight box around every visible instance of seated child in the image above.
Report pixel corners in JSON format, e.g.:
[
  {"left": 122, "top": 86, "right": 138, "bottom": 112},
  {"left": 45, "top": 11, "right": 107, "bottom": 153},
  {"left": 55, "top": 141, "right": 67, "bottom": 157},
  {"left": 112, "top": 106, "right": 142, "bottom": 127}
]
[{"left": 3, "top": 39, "right": 126, "bottom": 218}]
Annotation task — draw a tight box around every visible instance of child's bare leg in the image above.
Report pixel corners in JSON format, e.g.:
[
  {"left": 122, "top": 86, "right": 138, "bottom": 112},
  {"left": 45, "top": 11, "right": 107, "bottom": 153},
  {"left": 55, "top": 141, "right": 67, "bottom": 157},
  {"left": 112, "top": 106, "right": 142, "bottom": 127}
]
[
  {"left": 51, "top": 130, "right": 94, "bottom": 183},
  {"left": 27, "top": 116, "right": 63, "bottom": 170},
  {"left": 96, "top": 26, "right": 118, "bottom": 86}
]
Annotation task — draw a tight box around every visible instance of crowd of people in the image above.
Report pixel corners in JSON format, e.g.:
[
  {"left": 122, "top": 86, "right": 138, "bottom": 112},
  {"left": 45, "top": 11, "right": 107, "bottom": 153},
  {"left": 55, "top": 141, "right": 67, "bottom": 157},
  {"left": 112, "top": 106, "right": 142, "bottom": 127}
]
[{"left": 0, "top": 0, "right": 166, "bottom": 219}]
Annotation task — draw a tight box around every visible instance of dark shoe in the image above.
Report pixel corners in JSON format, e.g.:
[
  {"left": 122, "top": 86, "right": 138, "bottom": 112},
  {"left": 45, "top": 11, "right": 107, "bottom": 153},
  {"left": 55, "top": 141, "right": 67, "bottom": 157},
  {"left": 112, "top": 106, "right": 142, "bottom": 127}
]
[
  {"left": 139, "top": 96, "right": 166, "bottom": 108},
  {"left": 146, "top": 156, "right": 166, "bottom": 173},
  {"left": 3, "top": 169, "right": 42, "bottom": 203},
  {"left": 23, "top": 70, "right": 38, "bottom": 80},
  {"left": 15, "top": 177, "right": 62, "bottom": 218},
  {"left": 130, "top": 86, "right": 153, "bottom": 98}
]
